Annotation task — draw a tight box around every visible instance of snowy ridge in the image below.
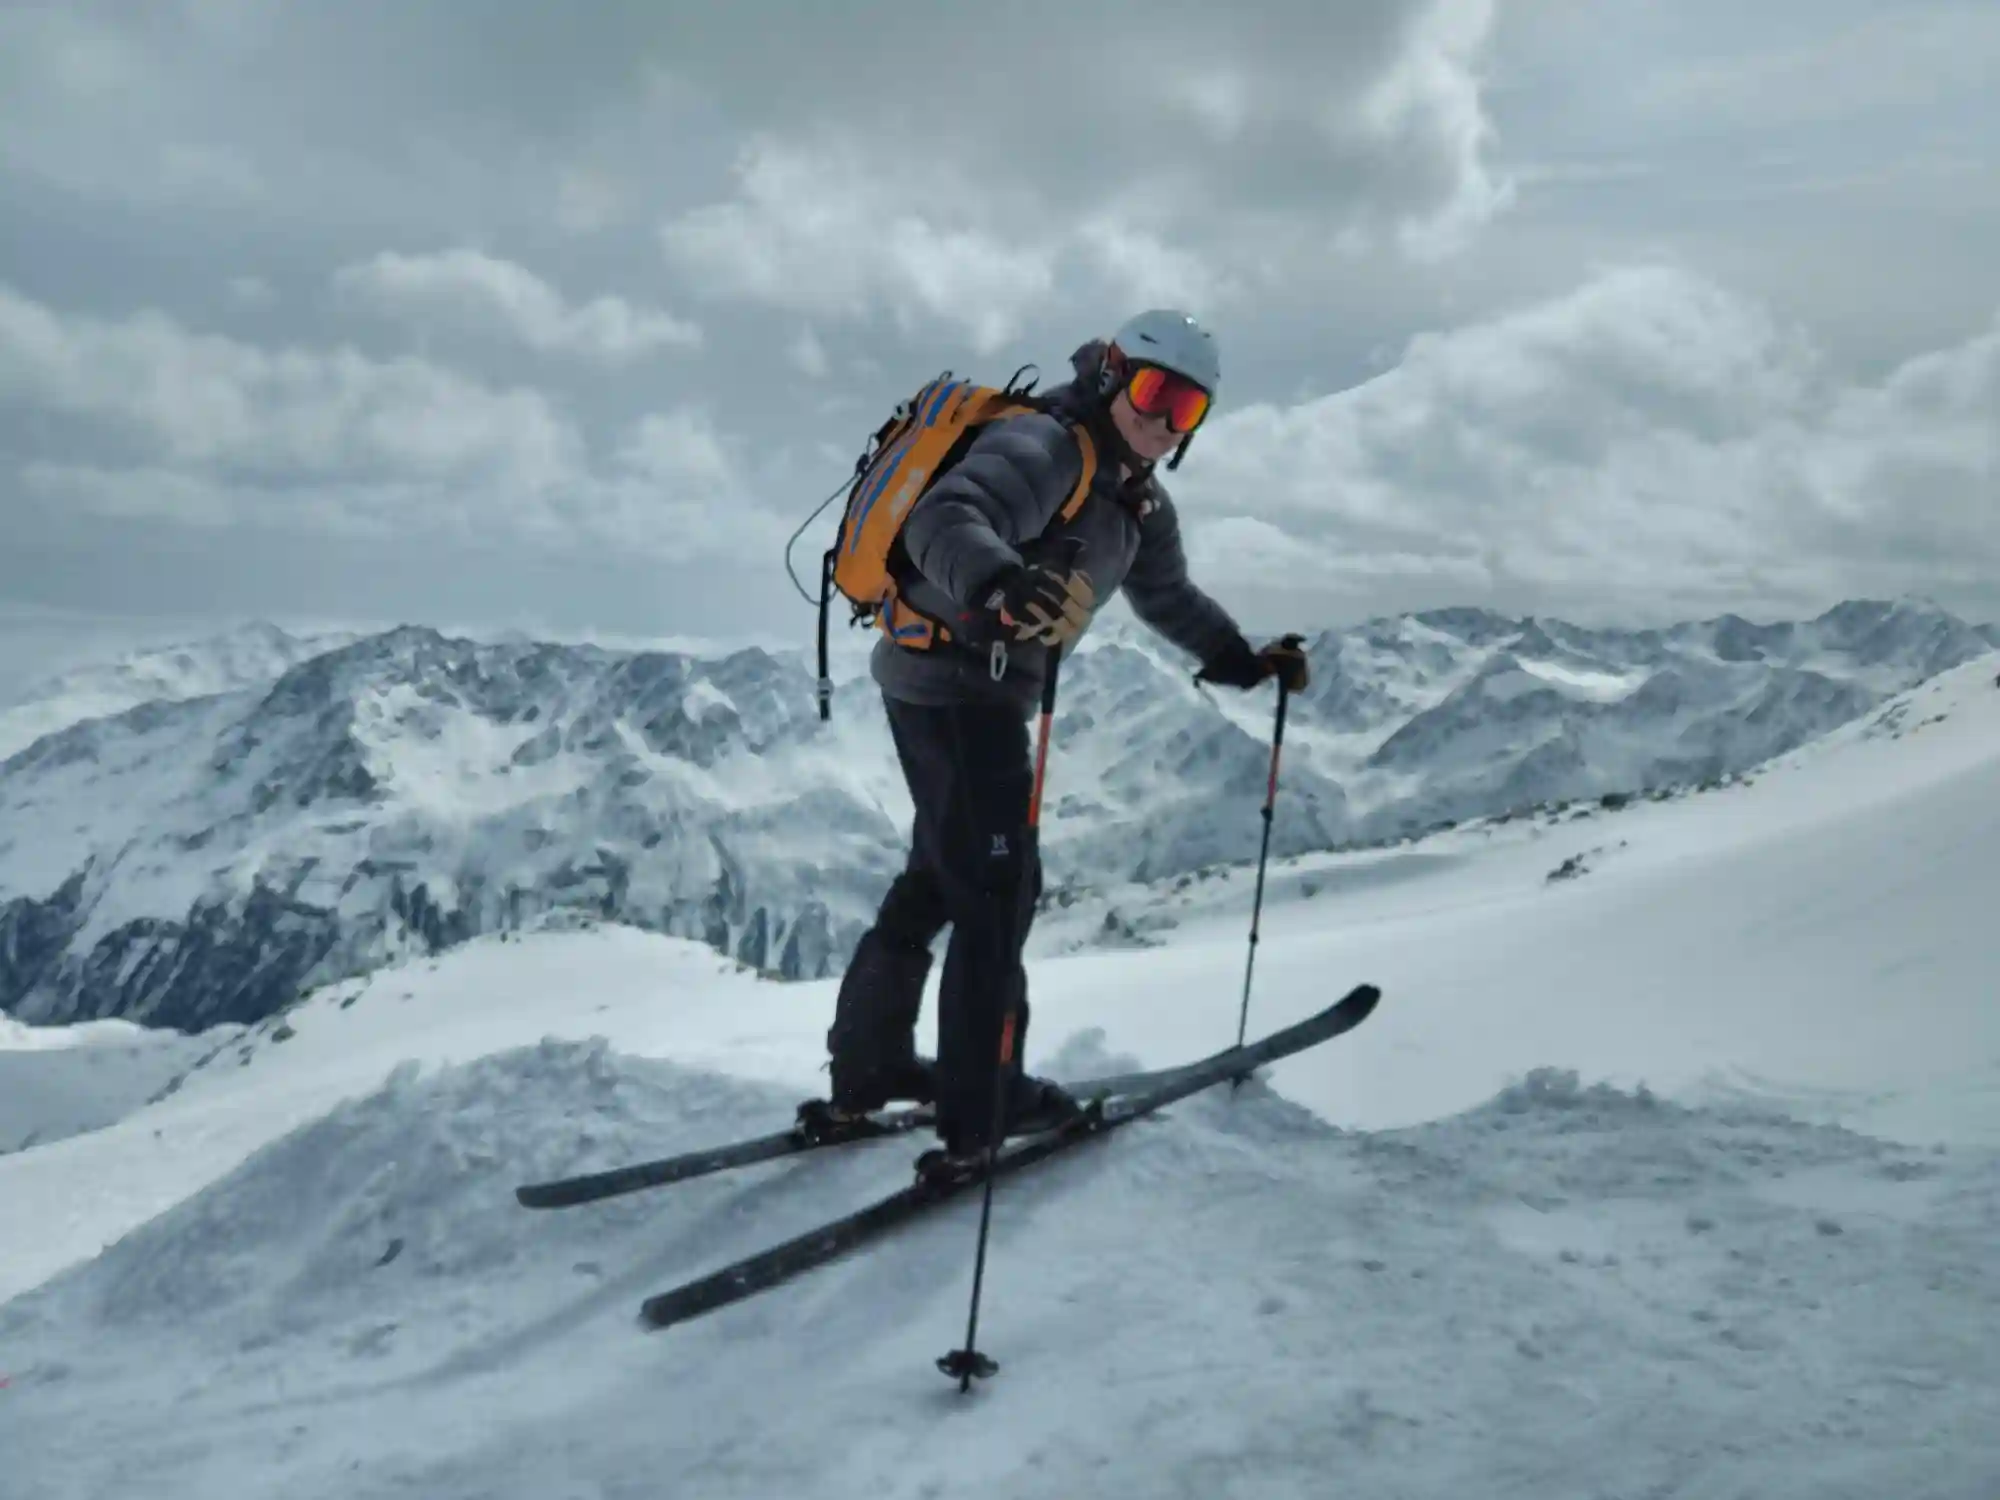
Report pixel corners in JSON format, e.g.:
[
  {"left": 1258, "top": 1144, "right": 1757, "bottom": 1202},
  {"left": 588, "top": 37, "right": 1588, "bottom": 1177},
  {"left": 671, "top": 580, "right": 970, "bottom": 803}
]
[
  {"left": 0, "top": 598, "right": 1993, "bottom": 1032},
  {"left": 0, "top": 619, "right": 356, "bottom": 763}
]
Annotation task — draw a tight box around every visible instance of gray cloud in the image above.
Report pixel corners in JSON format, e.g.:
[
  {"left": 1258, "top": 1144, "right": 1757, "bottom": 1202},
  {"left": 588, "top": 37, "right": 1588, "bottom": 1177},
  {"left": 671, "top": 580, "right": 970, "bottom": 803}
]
[
  {"left": 1632, "top": 5, "right": 2000, "bottom": 130},
  {"left": 1, "top": 2, "right": 1503, "bottom": 248},
  {"left": 0, "top": 283, "right": 782, "bottom": 560},
  {"left": 1182, "top": 265, "right": 2000, "bottom": 626},
  {"left": 334, "top": 249, "right": 702, "bottom": 362},
  {"left": 1, "top": 0, "right": 1996, "bottom": 648},
  {"left": 654, "top": 0, "right": 1507, "bottom": 342},
  {"left": 0, "top": 285, "right": 579, "bottom": 484}
]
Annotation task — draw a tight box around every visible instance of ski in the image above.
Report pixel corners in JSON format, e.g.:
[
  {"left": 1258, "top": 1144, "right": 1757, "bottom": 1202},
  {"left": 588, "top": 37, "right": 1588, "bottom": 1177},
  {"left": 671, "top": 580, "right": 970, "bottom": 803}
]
[
  {"left": 514, "top": 1060, "right": 1187, "bottom": 1209},
  {"left": 636, "top": 982, "right": 1379, "bottom": 1333}
]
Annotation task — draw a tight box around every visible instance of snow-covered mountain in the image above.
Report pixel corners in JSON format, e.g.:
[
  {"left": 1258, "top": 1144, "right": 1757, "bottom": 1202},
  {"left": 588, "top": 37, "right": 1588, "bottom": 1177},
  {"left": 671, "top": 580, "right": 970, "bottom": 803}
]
[
  {"left": 0, "top": 598, "right": 1993, "bottom": 1031},
  {"left": 0, "top": 619, "right": 356, "bottom": 762},
  {"left": 2, "top": 653, "right": 1995, "bottom": 1498}
]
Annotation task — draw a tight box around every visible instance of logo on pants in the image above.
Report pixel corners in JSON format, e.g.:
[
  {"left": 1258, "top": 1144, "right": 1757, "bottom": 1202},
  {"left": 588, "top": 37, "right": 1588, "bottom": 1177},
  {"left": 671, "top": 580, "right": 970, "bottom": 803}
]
[{"left": 989, "top": 833, "right": 1010, "bottom": 859}]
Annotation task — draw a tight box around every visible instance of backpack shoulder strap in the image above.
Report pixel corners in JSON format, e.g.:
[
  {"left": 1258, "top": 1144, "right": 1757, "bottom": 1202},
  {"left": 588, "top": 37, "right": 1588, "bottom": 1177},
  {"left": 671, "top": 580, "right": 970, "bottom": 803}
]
[
  {"left": 977, "top": 395, "right": 1098, "bottom": 526},
  {"left": 1057, "top": 425, "right": 1097, "bottom": 522}
]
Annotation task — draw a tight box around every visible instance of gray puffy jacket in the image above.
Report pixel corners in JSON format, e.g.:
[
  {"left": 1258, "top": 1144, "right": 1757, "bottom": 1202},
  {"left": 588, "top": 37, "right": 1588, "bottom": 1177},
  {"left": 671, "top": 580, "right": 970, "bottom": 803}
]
[{"left": 870, "top": 360, "right": 1246, "bottom": 715}]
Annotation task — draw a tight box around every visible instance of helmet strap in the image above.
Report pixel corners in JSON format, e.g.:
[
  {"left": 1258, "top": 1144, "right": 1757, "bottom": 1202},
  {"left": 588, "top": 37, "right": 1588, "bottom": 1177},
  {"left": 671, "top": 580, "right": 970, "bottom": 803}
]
[{"left": 1166, "top": 433, "right": 1192, "bottom": 471}]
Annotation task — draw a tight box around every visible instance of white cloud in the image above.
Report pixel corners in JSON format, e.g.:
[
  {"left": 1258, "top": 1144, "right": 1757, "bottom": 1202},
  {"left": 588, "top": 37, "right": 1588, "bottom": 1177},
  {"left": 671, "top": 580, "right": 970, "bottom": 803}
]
[
  {"left": 17, "top": 11, "right": 145, "bottom": 100},
  {"left": 598, "top": 408, "right": 791, "bottom": 557},
  {"left": 660, "top": 136, "right": 1059, "bottom": 354},
  {"left": 21, "top": 463, "right": 240, "bottom": 529},
  {"left": 787, "top": 326, "right": 829, "bottom": 380},
  {"left": 653, "top": 1, "right": 1508, "bottom": 277},
  {"left": 660, "top": 138, "right": 1254, "bottom": 349},
  {"left": 614, "top": 409, "right": 735, "bottom": 492},
  {"left": 1355, "top": 0, "right": 1513, "bottom": 258},
  {"left": 1072, "top": 218, "right": 1240, "bottom": 316},
  {"left": 553, "top": 170, "right": 625, "bottom": 235},
  {"left": 17, "top": 463, "right": 445, "bottom": 540},
  {"left": 0, "top": 283, "right": 577, "bottom": 483},
  {"left": 334, "top": 249, "right": 701, "bottom": 362},
  {"left": 0, "top": 285, "right": 781, "bottom": 561},
  {"left": 655, "top": 2, "right": 1509, "bottom": 344},
  {"left": 1179, "top": 265, "right": 2000, "bottom": 623},
  {"left": 158, "top": 141, "right": 262, "bottom": 200},
  {"left": 228, "top": 275, "right": 274, "bottom": 307},
  {"left": 1639, "top": 6, "right": 2000, "bottom": 129}
]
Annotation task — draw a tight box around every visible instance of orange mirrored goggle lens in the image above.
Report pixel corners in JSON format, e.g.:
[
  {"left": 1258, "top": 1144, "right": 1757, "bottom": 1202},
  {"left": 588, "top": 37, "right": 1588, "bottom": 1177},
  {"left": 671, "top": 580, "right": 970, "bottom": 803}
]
[{"left": 1125, "top": 365, "right": 1211, "bottom": 433}]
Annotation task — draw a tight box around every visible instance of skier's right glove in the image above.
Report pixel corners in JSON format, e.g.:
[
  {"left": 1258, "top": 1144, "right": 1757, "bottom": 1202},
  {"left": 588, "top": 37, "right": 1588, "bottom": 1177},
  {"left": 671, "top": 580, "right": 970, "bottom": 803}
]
[{"left": 980, "top": 562, "right": 1096, "bottom": 648}]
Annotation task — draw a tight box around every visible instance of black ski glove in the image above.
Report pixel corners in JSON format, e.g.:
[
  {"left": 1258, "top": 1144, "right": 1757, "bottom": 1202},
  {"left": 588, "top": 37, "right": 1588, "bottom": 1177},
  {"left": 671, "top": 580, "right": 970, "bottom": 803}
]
[
  {"left": 1196, "top": 635, "right": 1265, "bottom": 689},
  {"left": 980, "top": 562, "right": 1096, "bottom": 648},
  {"left": 1197, "top": 634, "right": 1311, "bottom": 692}
]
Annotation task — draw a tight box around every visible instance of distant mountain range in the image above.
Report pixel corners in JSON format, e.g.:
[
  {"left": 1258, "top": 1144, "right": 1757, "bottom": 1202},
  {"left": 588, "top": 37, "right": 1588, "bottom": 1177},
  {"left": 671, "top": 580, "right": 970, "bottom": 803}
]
[{"left": 2, "top": 598, "right": 1994, "bottom": 1031}]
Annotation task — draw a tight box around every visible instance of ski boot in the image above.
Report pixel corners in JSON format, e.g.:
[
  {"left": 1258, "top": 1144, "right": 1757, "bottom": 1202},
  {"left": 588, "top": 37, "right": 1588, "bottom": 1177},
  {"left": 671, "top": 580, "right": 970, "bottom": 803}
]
[
  {"left": 913, "top": 1070, "right": 1086, "bottom": 1184},
  {"left": 809, "top": 933, "right": 939, "bottom": 1142},
  {"left": 914, "top": 1143, "right": 990, "bottom": 1188},
  {"left": 1003, "top": 1070, "right": 1083, "bottom": 1136}
]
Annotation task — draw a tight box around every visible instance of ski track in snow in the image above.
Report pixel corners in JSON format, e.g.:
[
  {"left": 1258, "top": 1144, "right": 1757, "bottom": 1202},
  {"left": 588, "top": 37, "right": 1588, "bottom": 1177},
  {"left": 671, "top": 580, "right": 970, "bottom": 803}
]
[{"left": 1, "top": 654, "right": 1998, "bottom": 1496}]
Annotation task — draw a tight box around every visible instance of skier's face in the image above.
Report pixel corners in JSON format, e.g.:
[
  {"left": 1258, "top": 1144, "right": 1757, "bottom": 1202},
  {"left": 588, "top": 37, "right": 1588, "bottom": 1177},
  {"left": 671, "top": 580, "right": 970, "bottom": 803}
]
[{"left": 1108, "top": 389, "right": 1185, "bottom": 464}]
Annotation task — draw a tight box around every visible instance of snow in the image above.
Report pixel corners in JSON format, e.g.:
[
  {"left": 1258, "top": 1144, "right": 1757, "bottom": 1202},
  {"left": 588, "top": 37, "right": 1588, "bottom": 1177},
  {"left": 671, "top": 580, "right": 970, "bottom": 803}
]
[
  {"left": 680, "top": 677, "right": 736, "bottom": 724},
  {"left": 1511, "top": 656, "right": 1643, "bottom": 701},
  {"left": 0, "top": 1015, "right": 158, "bottom": 1053},
  {"left": 0, "top": 1015, "right": 226, "bottom": 1154},
  {"left": 0, "top": 658, "right": 1996, "bottom": 1496},
  {"left": 0, "top": 619, "right": 353, "bottom": 762}
]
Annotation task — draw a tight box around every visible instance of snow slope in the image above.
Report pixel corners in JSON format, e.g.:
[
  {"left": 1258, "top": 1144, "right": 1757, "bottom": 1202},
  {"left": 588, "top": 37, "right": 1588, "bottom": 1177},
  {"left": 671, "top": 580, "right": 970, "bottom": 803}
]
[
  {"left": 0, "top": 1016, "right": 224, "bottom": 1155},
  {"left": 0, "top": 656, "right": 1996, "bottom": 1497}
]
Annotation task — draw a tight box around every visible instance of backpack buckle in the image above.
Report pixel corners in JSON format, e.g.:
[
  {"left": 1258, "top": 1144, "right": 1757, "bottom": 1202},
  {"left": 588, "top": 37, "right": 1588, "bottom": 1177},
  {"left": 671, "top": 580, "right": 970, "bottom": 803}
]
[{"left": 989, "top": 641, "right": 1008, "bottom": 681}]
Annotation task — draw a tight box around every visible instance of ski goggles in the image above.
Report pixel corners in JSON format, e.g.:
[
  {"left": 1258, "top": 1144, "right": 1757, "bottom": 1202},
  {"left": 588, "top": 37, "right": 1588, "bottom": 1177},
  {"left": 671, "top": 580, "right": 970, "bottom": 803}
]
[{"left": 1124, "top": 364, "right": 1212, "bottom": 434}]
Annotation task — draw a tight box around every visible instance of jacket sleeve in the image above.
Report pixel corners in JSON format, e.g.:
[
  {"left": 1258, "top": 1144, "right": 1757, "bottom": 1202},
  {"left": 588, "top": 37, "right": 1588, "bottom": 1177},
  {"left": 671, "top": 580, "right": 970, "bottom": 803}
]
[
  {"left": 1120, "top": 488, "right": 1245, "bottom": 665},
  {"left": 899, "top": 414, "right": 1083, "bottom": 608}
]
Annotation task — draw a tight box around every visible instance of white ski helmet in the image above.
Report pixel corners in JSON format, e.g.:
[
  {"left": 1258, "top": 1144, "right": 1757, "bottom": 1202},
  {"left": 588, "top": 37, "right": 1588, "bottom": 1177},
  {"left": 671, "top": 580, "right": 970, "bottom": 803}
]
[{"left": 1107, "top": 308, "right": 1220, "bottom": 395}]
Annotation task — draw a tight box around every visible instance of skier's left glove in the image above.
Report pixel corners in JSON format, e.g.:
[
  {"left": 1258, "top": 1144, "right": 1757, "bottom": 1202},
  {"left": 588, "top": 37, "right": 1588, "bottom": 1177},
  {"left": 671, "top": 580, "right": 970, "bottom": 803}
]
[
  {"left": 1196, "top": 636, "right": 1264, "bottom": 689},
  {"left": 1197, "top": 634, "right": 1311, "bottom": 693}
]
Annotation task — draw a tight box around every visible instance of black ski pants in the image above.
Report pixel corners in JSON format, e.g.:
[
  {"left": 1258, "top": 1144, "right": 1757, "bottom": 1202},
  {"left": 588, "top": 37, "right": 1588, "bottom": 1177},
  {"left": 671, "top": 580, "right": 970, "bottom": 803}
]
[{"left": 866, "top": 693, "right": 1042, "bottom": 1147}]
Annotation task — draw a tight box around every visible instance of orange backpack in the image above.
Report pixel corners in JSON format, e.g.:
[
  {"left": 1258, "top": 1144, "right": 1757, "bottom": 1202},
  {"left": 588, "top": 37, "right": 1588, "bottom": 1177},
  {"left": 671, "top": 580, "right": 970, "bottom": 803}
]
[{"left": 808, "top": 371, "right": 1098, "bottom": 719}]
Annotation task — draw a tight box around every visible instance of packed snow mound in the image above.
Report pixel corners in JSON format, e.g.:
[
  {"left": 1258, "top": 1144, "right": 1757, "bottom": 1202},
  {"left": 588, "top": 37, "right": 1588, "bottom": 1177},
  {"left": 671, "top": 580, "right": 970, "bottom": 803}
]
[
  {"left": 3, "top": 1049, "right": 1994, "bottom": 1499},
  {"left": 1, "top": 1042, "right": 775, "bottom": 1369},
  {"left": 0, "top": 1026, "right": 1134, "bottom": 1371}
]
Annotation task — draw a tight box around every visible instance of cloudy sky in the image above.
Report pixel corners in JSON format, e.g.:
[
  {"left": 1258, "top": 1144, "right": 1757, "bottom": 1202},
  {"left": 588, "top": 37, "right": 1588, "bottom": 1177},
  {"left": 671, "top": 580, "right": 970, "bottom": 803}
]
[{"left": 1, "top": 0, "right": 1996, "bottom": 669}]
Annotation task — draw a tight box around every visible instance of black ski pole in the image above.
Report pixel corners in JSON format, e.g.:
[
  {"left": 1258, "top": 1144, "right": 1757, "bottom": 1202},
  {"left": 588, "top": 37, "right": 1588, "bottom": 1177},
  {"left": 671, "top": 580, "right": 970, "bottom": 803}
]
[
  {"left": 939, "top": 644, "right": 1062, "bottom": 1391},
  {"left": 1233, "top": 635, "right": 1301, "bottom": 1067}
]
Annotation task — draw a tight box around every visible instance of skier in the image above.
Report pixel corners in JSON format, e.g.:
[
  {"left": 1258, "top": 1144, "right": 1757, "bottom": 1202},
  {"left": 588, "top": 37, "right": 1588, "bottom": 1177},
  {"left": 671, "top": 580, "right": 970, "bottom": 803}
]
[{"left": 824, "top": 310, "right": 1312, "bottom": 1166}]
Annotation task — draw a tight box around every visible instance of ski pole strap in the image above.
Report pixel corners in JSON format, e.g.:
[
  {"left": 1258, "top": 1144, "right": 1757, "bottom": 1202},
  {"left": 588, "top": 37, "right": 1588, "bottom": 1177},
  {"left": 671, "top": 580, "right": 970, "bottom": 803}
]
[{"left": 815, "top": 550, "right": 836, "bottom": 721}]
